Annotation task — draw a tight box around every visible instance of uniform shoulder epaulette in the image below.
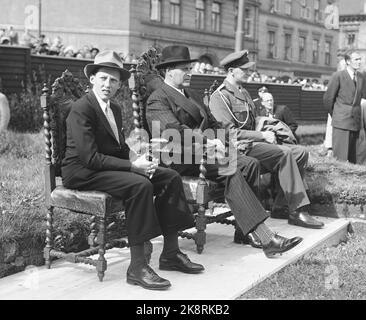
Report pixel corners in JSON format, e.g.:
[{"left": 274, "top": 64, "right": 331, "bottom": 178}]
[{"left": 213, "top": 83, "right": 226, "bottom": 94}]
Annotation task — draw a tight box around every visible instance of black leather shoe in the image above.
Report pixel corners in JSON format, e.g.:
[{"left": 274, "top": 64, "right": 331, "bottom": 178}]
[
  {"left": 288, "top": 210, "right": 324, "bottom": 229},
  {"left": 159, "top": 252, "right": 204, "bottom": 274},
  {"left": 234, "top": 230, "right": 262, "bottom": 249},
  {"left": 127, "top": 264, "right": 171, "bottom": 290},
  {"left": 262, "top": 234, "right": 303, "bottom": 258},
  {"left": 271, "top": 206, "right": 290, "bottom": 219}
]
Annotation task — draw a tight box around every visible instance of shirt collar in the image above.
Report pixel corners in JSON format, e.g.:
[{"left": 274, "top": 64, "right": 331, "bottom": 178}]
[
  {"left": 93, "top": 88, "right": 110, "bottom": 112},
  {"left": 346, "top": 67, "right": 356, "bottom": 79},
  {"left": 164, "top": 80, "right": 185, "bottom": 96}
]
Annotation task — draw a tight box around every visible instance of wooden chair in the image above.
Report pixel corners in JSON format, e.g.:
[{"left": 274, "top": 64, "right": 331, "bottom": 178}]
[
  {"left": 41, "top": 70, "right": 152, "bottom": 281},
  {"left": 129, "top": 48, "right": 235, "bottom": 254}
]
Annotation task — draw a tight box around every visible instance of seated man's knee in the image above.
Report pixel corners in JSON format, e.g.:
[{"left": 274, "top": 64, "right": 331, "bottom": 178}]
[{"left": 134, "top": 177, "right": 154, "bottom": 194}]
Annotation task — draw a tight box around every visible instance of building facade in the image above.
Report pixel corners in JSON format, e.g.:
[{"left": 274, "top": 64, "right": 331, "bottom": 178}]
[
  {"left": 339, "top": 0, "right": 366, "bottom": 71},
  {"left": 1, "top": 0, "right": 339, "bottom": 79}
]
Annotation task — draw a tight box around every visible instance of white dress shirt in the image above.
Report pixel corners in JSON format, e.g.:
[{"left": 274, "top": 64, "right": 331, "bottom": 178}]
[{"left": 93, "top": 88, "right": 120, "bottom": 144}]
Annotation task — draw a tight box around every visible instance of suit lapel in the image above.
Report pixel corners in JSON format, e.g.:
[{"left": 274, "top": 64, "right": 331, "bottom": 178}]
[
  {"left": 87, "top": 91, "right": 120, "bottom": 144},
  {"left": 162, "top": 83, "right": 202, "bottom": 124}
]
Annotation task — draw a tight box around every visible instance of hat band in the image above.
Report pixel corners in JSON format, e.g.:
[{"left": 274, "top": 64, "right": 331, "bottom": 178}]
[{"left": 95, "top": 62, "right": 122, "bottom": 68}]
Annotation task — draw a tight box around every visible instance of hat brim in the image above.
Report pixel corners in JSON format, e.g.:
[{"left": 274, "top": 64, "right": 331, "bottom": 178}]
[
  {"left": 156, "top": 58, "right": 198, "bottom": 69},
  {"left": 84, "top": 63, "right": 131, "bottom": 81},
  {"left": 237, "top": 61, "right": 256, "bottom": 69}
]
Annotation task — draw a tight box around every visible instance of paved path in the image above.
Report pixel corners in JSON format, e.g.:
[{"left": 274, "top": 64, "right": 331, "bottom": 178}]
[{"left": 0, "top": 217, "right": 349, "bottom": 300}]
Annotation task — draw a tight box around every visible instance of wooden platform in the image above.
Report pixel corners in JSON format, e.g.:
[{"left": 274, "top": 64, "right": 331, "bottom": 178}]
[{"left": 0, "top": 216, "right": 350, "bottom": 300}]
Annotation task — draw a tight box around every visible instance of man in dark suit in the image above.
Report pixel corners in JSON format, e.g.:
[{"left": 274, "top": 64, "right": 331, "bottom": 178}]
[
  {"left": 323, "top": 49, "right": 366, "bottom": 164},
  {"left": 146, "top": 45, "right": 303, "bottom": 258},
  {"left": 257, "top": 92, "right": 298, "bottom": 137},
  {"left": 62, "top": 50, "right": 204, "bottom": 291},
  {"left": 209, "top": 50, "right": 324, "bottom": 229}
]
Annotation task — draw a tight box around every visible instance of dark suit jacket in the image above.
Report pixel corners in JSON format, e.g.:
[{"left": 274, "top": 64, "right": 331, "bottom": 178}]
[
  {"left": 323, "top": 69, "right": 365, "bottom": 131},
  {"left": 62, "top": 91, "right": 132, "bottom": 187},
  {"left": 146, "top": 83, "right": 223, "bottom": 142},
  {"left": 256, "top": 104, "right": 298, "bottom": 134}
]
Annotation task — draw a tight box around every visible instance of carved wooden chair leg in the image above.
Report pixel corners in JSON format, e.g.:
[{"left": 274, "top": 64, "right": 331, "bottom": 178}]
[
  {"left": 195, "top": 203, "right": 207, "bottom": 254},
  {"left": 144, "top": 240, "right": 153, "bottom": 265},
  {"left": 96, "top": 216, "right": 107, "bottom": 282},
  {"left": 44, "top": 206, "right": 54, "bottom": 269},
  {"left": 88, "top": 215, "right": 98, "bottom": 248}
]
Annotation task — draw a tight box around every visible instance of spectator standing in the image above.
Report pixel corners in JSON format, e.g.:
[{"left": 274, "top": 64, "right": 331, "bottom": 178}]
[
  {"left": 7, "top": 26, "right": 18, "bottom": 45},
  {"left": 323, "top": 49, "right": 366, "bottom": 164}
]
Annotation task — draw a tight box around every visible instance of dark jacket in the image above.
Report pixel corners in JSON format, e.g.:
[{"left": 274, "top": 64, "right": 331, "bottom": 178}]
[
  {"left": 256, "top": 104, "right": 298, "bottom": 134},
  {"left": 323, "top": 69, "right": 365, "bottom": 131},
  {"left": 146, "top": 83, "right": 223, "bottom": 141},
  {"left": 62, "top": 91, "right": 131, "bottom": 187}
]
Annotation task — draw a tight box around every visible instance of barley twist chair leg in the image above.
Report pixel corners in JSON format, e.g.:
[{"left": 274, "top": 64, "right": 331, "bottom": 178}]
[
  {"left": 88, "top": 215, "right": 98, "bottom": 248},
  {"left": 195, "top": 204, "right": 207, "bottom": 254},
  {"left": 97, "top": 216, "right": 107, "bottom": 282},
  {"left": 44, "top": 206, "right": 54, "bottom": 269}
]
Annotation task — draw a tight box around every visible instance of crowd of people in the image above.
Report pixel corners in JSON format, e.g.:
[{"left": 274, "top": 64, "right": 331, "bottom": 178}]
[
  {"left": 1, "top": 26, "right": 328, "bottom": 90},
  {"left": 190, "top": 61, "right": 328, "bottom": 90}
]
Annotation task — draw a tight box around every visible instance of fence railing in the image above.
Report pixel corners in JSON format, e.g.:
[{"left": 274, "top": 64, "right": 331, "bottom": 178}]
[{"left": 0, "top": 45, "right": 328, "bottom": 122}]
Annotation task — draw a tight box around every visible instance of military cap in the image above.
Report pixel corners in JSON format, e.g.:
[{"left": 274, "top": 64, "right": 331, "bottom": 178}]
[{"left": 220, "top": 50, "right": 255, "bottom": 70}]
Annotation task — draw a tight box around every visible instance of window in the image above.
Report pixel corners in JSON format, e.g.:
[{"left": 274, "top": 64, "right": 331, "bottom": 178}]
[
  {"left": 270, "top": 0, "right": 280, "bottom": 13},
  {"left": 170, "top": 0, "right": 181, "bottom": 25},
  {"left": 285, "top": 0, "right": 292, "bottom": 15},
  {"left": 150, "top": 0, "right": 162, "bottom": 22},
  {"left": 196, "top": 0, "right": 205, "bottom": 30},
  {"left": 268, "top": 31, "right": 277, "bottom": 58},
  {"left": 347, "top": 33, "right": 356, "bottom": 46},
  {"left": 314, "top": 0, "right": 320, "bottom": 22},
  {"left": 211, "top": 2, "right": 221, "bottom": 32},
  {"left": 312, "top": 39, "right": 319, "bottom": 63},
  {"left": 284, "top": 33, "right": 292, "bottom": 60},
  {"left": 325, "top": 41, "right": 331, "bottom": 65},
  {"left": 300, "top": 0, "right": 310, "bottom": 19},
  {"left": 244, "top": 8, "right": 253, "bottom": 37},
  {"left": 299, "top": 36, "right": 306, "bottom": 62}
]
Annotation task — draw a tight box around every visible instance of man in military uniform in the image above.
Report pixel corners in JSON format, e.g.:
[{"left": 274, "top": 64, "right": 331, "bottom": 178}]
[{"left": 209, "top": 50, "right": 324, "bottom": 229}]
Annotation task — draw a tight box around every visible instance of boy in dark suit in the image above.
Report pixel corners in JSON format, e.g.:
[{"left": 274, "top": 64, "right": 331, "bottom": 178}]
[{"left": 62, "top": 50, "right": 204, "bottom": 291}]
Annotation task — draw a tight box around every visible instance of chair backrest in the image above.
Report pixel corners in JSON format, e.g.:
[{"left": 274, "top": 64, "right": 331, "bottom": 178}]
[
  {"left": 40, "top": 70, "right": 87, "bottom": 202},
  {"left": 203, "top": 79, "right": 220, "bottom": 107},
  {"left": 131, "top": 47, "right": 163, "bottom": 138}
]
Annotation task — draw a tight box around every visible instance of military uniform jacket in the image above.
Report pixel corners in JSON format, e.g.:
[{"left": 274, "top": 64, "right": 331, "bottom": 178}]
[
  {"left": 209, "top": 80, "right": 263, "bottom": 142},
  {"left": 323, "top": 69, "right": 365, "bottom": 131}
]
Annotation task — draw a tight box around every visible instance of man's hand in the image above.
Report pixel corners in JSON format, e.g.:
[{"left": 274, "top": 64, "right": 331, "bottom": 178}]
[
  {"left": 262, "top": 131, "right": 277, "bottom": 144},
  {"left": 131, "top": 155, "right": 158, "bottom": 178},
  {"left": 207, "top": 138, "right": 226, "bottom": 160}
]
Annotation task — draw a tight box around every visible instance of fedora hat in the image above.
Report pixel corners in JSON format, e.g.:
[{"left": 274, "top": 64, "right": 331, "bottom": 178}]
[
  {"left": 84, "top": 50, "right": 131, "bottom": 81},
  {"left": 156, "top": 45, "right": 198, "bottom": 69},
  {"left": 220, "top": 50, "right": 255, "bottom": 70}
]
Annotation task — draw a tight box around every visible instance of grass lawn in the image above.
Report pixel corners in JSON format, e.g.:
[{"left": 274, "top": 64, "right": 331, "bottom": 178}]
[
  {"left": 1, "top": 126, "right": 366, "bottom": 282},
  {"left": 240, "top": 222, "right": 366, "bottom": 300}
]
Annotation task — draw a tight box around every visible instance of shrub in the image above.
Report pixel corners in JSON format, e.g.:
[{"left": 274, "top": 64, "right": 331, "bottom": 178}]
[{"left": 7, "top": 68, "right": 51, "bottom": 133}]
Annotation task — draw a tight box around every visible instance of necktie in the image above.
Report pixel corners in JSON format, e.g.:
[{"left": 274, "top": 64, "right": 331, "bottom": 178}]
[
  {"left": 353, "top": 73, "right": 357, "bottom": 87},
  {"left": 105, "top": 104, "right": 120, "bottom": 144}
]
